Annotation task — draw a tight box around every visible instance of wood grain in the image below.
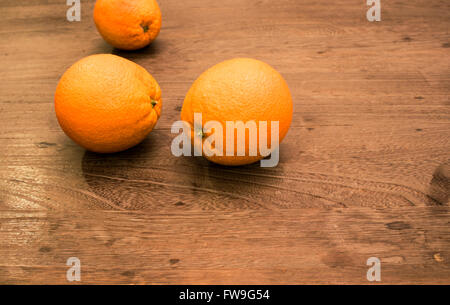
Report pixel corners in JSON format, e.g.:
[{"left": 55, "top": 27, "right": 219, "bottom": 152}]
[{"left": 0, "top": 0, "right": 449, "bottom": 284}]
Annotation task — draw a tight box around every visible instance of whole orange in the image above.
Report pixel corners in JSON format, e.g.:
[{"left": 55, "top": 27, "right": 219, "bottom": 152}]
[
  {"left": 181, "top": 58, "right": 293, "bottom": 166},
  {"left": 55, "top": 54, "right": 162, "bottom": 153},
  {"left": 94, "top": 0, "right": 162, "bottom": 50}
]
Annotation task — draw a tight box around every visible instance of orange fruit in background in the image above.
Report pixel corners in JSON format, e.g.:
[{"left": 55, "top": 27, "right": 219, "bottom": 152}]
[
  {"left": 55, "top": 54, "right": 162, "bottom": 153},
  {"left": 181, "top": 58, "right": 293, "bottom": 166},
  {"left": 94, "top": 0, "right": 162, "bottom": 50}
]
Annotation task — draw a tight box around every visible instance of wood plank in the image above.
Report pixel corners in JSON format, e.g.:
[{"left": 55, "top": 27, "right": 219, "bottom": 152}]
[{"left": 0, "top": 207, "right": 448, "bottom": 284}]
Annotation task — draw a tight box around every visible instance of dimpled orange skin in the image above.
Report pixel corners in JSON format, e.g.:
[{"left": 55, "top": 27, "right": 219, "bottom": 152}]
[
  {"left": 55, "top": 54, "right": 162, "bottom": 153},
  {"left": 94, "top": 0, "right": 161, "bottom": 50},
  {"left": 181, "top": 58, "right": 293, "bottom": 166}
]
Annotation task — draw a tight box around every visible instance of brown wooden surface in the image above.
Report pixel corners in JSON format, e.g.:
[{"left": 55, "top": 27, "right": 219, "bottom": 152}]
[{"left": 0, "top": 0, "right": 449, "bottom": 284}]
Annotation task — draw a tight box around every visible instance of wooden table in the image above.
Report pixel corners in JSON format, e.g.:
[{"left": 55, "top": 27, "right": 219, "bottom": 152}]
[{"left": 0, "top": 0, "right": 449, "bottom": 284}]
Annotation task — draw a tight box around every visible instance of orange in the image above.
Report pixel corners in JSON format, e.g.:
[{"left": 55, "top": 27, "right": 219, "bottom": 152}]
[
  {"left": 181, "top": 58, "right": 293, "bottom": 166},
  {"left": 55, "top": 54, "right": 162, "bottom": 153},
  {"left": 94, "top": 0, "right": 162, "bottom": 50}
]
